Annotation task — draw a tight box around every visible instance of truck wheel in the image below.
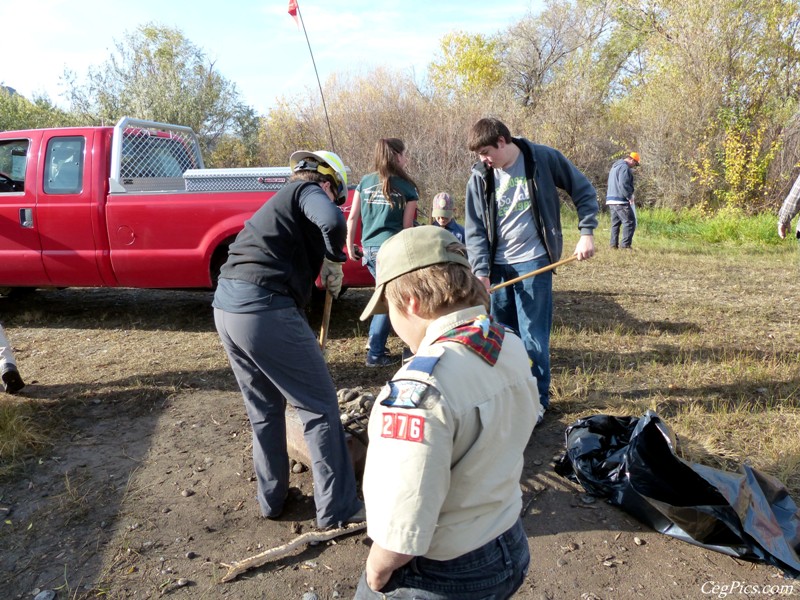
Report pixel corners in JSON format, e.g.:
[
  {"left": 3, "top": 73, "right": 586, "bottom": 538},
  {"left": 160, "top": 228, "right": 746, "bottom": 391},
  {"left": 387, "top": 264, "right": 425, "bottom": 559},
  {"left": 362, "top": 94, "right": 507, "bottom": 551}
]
[{"left": 210, "top": 242, "right": 233, "bottom": 289}]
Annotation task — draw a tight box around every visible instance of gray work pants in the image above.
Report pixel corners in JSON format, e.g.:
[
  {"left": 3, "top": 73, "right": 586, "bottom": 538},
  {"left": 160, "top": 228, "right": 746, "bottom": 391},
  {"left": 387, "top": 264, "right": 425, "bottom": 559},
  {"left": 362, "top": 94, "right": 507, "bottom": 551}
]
[
  {"left": 609, "top": 203, "right": 636, "bottom": 248},
  {"left": 214, "top": 306, "right": 362, "bottom": 528}
]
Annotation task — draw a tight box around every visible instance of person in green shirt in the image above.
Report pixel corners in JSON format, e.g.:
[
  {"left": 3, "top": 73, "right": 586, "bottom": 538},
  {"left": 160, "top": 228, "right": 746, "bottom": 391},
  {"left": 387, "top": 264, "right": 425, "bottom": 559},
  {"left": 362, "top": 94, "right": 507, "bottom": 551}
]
[{"left": 346, "top": 138, "right": 419, "bottom": 367}]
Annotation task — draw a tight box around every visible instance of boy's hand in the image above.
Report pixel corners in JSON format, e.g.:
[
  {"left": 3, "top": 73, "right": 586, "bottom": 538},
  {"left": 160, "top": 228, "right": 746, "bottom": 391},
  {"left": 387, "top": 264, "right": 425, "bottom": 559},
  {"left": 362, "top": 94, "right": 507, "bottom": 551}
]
[
  {"left": 365, "top": 543, "right": 413, "bottom": 592},
  {"left": 347, "top": 244, "right": 363, "bottom": 261},
  {"left": 366, "top": 562, "right": 392, "bottom": 592},
  {"left": 574, "top": 234, "right": 595, "bottom": 260}
]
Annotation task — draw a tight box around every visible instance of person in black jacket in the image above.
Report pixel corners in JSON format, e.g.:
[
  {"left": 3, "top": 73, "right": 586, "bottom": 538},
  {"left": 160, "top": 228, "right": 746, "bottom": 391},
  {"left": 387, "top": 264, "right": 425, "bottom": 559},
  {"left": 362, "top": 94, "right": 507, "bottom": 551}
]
[
  {"left": 464, "top": 118, "right": 598, "bottom": 421},
  {"left": 212, "top": 150, "right": 364, "bottom": 529}
]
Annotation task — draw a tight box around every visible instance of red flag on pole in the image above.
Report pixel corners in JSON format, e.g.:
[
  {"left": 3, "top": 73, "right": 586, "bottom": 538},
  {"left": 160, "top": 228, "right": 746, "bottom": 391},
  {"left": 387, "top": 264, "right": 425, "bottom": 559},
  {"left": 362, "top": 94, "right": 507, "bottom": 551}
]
[{"left": 288, "top": 0, "right": 300, "bottom": 28}]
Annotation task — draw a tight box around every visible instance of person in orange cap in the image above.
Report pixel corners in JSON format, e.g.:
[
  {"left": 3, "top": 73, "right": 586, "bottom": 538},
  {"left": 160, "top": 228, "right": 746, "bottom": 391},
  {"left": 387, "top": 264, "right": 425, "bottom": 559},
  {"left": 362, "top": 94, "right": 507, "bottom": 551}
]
[{"left": 606, "top": 151, "right": 640, "bottom": 249}]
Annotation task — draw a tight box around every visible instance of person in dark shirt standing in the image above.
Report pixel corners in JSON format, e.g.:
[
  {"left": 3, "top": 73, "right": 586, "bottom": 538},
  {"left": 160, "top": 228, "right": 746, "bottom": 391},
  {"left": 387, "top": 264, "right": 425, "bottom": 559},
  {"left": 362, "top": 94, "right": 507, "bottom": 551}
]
[
  {"left": 213, "top": 150, "right": 363, "bottom": 529},
  {"left": 606, "top": 152, "right": 640, "bottom": 249}
]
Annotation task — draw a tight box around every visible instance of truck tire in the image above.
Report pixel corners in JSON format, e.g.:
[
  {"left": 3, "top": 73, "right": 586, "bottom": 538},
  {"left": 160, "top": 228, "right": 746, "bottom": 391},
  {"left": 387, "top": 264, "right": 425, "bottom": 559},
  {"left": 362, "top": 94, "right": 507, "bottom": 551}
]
[{"left": 210, "top": 240, "right": 234, "bottom": 289}]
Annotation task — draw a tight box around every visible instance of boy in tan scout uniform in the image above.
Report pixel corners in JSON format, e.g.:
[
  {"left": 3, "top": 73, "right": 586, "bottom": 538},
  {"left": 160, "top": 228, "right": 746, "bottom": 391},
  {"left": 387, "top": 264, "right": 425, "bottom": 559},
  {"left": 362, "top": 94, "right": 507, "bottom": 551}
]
[{"left": 355, "top": 225, "right": 541, "bottom": 599}]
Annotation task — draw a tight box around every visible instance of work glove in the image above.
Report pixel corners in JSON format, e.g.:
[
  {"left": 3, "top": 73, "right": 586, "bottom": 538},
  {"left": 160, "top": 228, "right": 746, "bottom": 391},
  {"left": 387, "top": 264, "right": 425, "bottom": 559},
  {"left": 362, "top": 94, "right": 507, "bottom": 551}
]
[{"left": 321, "top": 258, "right": 344, "bottom": 299}]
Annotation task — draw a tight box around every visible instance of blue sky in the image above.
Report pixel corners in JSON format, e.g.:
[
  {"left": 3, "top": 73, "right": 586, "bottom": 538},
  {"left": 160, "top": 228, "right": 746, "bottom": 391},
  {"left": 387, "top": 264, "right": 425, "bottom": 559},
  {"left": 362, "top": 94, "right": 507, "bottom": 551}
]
[{"left": 3, "top": 0, "right": 540, "bottom": 116}]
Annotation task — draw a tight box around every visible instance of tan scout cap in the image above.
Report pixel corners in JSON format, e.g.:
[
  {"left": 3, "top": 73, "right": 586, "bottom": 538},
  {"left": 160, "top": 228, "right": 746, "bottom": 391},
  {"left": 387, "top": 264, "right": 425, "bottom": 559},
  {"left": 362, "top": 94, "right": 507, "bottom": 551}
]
[
  {"left": 431, "top": 192, "right": 454, "bottom": 218},
  {"left": 359, "top": 226, "right": 470, "bottom": 321}
]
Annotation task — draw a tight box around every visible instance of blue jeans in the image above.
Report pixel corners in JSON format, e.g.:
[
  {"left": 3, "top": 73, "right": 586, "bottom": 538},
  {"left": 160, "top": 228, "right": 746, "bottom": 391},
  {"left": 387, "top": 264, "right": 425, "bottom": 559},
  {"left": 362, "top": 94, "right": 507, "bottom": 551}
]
[
  {"left": 490, "top": 257, "right": 553, "bottom": 408},
  {"left": 364, "top": 245, "right": 391, "bottom": 359},
  {"left": 354, "top": 519, "right": 529, "bottom": 599}
]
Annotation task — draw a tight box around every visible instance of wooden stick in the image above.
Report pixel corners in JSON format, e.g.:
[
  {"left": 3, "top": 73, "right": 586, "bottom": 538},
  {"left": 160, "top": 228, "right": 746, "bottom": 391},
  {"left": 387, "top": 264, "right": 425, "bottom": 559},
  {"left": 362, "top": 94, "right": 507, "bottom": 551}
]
[
  {"left": 319, "top": 290, "right": 333, "bottom": 350},
  {"left": 219, "top": 522, "right": 367, "bottom": 583},
  {"left": 489, "top": 255, "right": 578, "bottom": 293}
]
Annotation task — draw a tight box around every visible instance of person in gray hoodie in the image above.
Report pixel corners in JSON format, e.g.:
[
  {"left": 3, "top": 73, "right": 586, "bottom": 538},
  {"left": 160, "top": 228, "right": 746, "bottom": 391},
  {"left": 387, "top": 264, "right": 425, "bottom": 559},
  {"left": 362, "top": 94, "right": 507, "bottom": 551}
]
[
  {"left": 464, "top": 118, "right": 598, "bottom": 419},
  {"left": 606, "top": 152, "right": 640, "bottom": 249}
]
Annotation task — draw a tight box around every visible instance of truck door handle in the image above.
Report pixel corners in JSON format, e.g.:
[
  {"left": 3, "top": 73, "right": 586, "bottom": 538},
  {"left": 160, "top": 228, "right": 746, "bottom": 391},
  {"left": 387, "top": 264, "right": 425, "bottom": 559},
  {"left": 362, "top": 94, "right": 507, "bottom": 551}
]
[{"left": 19, "top": 208, "right": 33, "bottom": 228}]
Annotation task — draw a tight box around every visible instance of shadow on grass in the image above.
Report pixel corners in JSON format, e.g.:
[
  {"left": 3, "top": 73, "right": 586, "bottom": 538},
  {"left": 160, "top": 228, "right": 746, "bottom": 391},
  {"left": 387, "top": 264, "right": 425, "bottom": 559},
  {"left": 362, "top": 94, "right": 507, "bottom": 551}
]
[
  {"left": 1, "top": 286, "right": 372, "bottom": 334},
  {"left": 1, "top": 288, "right": 218, "bottom": 332},
  {"left": 553, "top": 290, "right": 701, "bottom": 336}
]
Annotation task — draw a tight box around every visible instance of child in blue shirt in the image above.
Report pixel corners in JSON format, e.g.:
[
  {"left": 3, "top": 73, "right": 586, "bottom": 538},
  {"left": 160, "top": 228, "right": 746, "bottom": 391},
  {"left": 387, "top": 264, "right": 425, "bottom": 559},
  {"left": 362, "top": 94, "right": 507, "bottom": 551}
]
[{"left": 431, "top": 192, "right": 465, "bottom": 243}]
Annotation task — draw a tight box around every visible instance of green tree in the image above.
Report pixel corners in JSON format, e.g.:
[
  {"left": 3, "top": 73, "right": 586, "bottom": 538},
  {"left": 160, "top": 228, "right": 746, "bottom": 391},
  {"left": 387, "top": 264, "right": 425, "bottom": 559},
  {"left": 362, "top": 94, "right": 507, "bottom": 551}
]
[
  {"left": 0, "top": 88, "right": 78, "bottom": 131},
  {"left": 63, "top": 23, "right": 251, "bottom": 156},
  {"left": 427, "top": 32, "right": 504, "bottom": 97},
  {"left": 206, "top": 106, "right": 262, "bottom": 168}
]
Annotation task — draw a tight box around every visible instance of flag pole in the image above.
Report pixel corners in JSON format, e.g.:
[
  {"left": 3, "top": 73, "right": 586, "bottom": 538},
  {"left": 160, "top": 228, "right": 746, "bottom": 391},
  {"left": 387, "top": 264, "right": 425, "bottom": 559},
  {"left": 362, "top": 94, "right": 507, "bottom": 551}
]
[{"left": 289, "top": 0, "right": 337, "bottom": 153}]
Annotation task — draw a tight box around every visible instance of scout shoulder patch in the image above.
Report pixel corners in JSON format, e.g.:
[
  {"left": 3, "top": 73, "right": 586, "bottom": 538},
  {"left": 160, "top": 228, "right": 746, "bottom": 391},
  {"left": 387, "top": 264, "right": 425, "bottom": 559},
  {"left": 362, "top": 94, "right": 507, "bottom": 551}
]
[{"left": 376, "top": 380, "right": 433, "bottom": 408}]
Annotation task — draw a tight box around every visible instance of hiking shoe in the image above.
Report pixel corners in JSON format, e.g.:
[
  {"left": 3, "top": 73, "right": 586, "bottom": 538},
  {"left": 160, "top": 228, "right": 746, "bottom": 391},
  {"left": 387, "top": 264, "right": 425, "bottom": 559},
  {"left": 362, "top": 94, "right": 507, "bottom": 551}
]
[
  {"left": 536, "top": 405, "right": 547, "bottom": 427},
  {"left": 317, "top": 505, "right": 366, "bottom": 533},
  {"left": 365, "top": 354, "right": 399, "bottom": 368},
  {"left": 344, "top": 506, "right": 366, "bottom": 524},
  {"left": 365, "top": 342, "right": 390, "bottom": 354},
  {"left": 1, "top": 366, "right": 25, "bottom": 394}
]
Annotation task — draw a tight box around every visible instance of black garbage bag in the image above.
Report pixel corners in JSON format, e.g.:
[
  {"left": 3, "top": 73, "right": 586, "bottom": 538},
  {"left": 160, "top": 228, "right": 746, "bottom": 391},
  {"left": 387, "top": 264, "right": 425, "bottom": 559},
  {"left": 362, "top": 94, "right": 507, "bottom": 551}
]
[{"left": 554, "top": 410, "right": 800, "bottom": 579}]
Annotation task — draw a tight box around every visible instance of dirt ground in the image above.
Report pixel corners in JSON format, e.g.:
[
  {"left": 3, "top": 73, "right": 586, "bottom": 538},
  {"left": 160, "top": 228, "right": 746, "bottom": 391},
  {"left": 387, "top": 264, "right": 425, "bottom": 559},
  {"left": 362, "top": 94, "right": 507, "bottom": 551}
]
[{"left": 0, "top": 280, "right": 797, "bottom": 599}]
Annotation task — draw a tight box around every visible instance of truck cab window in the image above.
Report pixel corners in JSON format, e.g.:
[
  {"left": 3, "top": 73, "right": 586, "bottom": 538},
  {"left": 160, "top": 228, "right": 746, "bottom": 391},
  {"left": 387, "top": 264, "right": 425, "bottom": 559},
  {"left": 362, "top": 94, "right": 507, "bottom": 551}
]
[
  {"left": 0, "top": 140, "right": 30, "bottom": 193},
  {"left": 45, "top": 137, "right": 85, "bottom": 194}
]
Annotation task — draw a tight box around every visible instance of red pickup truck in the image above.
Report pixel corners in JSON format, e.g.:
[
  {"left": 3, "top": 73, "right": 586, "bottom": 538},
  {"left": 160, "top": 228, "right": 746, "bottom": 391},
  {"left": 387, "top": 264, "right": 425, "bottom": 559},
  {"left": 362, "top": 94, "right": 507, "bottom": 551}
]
[{"left": 0, "top": 117, "right": 371, "bottom": 296}]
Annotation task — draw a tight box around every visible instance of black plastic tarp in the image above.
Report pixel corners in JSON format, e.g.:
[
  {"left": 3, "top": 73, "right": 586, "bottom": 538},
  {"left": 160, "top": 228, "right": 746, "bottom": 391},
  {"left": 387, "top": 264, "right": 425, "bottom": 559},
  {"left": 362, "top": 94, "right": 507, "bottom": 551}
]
[{"left": 554, "top": 410, "right": 800, "bottom": 579}]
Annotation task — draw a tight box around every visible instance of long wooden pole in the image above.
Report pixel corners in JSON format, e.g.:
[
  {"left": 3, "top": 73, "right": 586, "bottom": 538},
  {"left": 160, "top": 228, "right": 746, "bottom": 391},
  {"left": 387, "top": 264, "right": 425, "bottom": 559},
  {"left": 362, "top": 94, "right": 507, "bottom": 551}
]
[
  {"left": 489, "top": 255, "right": 578, "bottom": 293},
  {"left": 319, "top": 290, "right": 333, "bottom": 351}
]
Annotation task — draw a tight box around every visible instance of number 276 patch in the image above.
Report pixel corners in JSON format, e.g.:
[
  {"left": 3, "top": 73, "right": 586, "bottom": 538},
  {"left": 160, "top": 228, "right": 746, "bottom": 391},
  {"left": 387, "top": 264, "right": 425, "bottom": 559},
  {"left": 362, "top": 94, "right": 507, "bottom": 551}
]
[{"left": 381, "top": 412, "right": 425, "bottom": 443}]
